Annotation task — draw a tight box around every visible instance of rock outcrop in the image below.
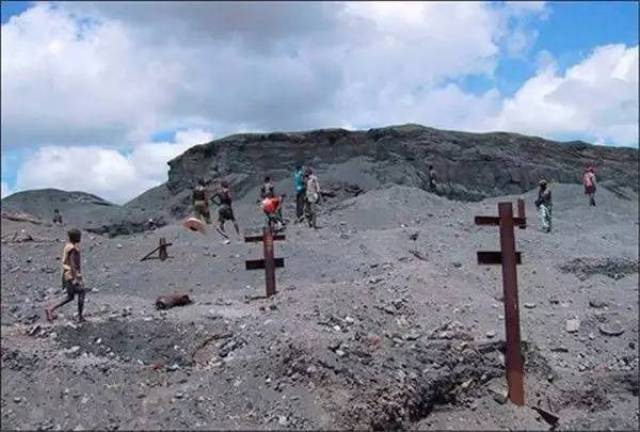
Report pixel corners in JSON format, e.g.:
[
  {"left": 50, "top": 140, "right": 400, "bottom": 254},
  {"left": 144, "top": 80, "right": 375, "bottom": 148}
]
[
  {"left": 166, "top": 124, "right": 638, "bottom": 203},
  {"left": 2, "top": 124, "right": 638, "bottom": 235}
]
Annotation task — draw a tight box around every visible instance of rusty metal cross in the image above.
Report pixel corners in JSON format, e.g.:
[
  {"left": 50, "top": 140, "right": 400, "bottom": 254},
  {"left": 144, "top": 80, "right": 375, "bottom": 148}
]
[
  {"left": 245, "top": 228, "right": 285, "bottom": 297},
  {"left": 475, "top": 198, "right": 526, "bottom": 406}
]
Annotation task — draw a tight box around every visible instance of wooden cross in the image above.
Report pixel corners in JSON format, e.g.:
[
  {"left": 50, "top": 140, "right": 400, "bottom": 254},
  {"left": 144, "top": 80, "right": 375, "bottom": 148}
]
[
  {"left": 140, "top": 237, "right": 172, "bottom": 262},
  {"left": 245, "top": 228, "right": 285, "bottom": 297},
  {"left": 475, "top": 198, "right": 526, "bottom": 406}
]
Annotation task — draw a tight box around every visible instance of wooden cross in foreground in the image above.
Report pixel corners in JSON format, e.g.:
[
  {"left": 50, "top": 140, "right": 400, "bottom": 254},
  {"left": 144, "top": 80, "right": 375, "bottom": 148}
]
[
  {"left": 245, "top": 228, "right": 285, "bottom": 297},
  {"left": 475, "top": 199, "right": 526, "bottom": 406},
  {"left": 140, "top": 238, "right": 172, "bottom": 262}
]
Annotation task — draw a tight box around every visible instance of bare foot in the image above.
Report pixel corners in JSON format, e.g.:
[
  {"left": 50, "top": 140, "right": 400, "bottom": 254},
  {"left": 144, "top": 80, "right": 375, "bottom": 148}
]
[{"left": 77, "top": 316, "right": 86, "bottom": 323}]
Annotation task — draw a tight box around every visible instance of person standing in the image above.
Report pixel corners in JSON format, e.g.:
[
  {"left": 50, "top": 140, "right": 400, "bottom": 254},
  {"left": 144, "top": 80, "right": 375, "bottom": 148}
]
[
  {"left": 583, "top": 166, "right": 597, "bottom": 207},
  {"left": 46, "top": 228, "right": 86, "bottom": 323},
  {"left": 293, "top": 165, "right": 306, "bottom": 222},
  {"left": 260, "top": 176, "right": 276, "bottom": 200},
  {"left": 192, "top": 178, "right": 211, "bottom": 224},
  {"left": 52, "top": 209, "right": 63, "bottom": 225},
  {"left": 304, "top": 168, "right": 321, "bottom": 229},
  {"left": 211, "top": 181, "right": 240, "bottom": 240},
  {"left": 535, "top": 179, "right": 552, "bottom": 233},
  {"left": 428, "top": 165, "right": 438, "bottom": 193}
]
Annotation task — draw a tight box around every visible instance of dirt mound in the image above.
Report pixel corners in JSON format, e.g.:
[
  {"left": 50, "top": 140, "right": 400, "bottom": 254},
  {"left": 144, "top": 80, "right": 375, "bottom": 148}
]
[{"left": 558, "top": 257, "right": 638, "bottom": 280}]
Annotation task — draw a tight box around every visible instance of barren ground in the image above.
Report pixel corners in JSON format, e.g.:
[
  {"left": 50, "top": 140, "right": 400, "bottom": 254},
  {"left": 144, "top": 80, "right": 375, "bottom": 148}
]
[{"left": 1, "top": 184, "right": 638, "bottom": 430}]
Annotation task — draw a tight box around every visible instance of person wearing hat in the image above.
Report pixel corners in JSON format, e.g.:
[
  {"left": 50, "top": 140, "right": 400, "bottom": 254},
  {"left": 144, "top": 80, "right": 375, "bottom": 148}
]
[
  {"left": 583, "top": 165, "right": 597, "bottom": 207},
  {"left": 534, "top": 179, "right": 552, "bottom": 233}
]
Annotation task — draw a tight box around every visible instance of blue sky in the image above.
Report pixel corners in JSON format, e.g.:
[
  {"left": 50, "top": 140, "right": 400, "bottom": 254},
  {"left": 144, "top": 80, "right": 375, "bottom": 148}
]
[
  {"left": 1, "top": 1, "right": 638, "bottom": 202},
  {"left": 458, "top": 1, "right": 639, "bottom": 96}
]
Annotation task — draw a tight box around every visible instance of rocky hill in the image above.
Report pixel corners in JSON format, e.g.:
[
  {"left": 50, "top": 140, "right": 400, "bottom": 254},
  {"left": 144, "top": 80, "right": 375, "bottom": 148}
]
[
  {"left": 2, "top": 124, "right": 638, "bottom": 236},
  {"left": 165, "top": 124, "right": 639, "bottom": 203}
]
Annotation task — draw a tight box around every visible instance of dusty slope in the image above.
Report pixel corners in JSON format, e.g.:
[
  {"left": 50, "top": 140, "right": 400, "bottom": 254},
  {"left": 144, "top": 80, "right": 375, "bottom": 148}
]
[{"left": 1, "top": 184, "right": 638, "bottom": 430}]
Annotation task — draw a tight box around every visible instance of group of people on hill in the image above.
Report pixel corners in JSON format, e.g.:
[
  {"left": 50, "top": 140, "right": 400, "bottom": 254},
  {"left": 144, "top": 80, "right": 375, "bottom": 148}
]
[
  {"left": 535, "top": 165, "right": 598, "bottom": 233},
  {"left": 190, "top": 165, "right": 323, "bottom": 242}
]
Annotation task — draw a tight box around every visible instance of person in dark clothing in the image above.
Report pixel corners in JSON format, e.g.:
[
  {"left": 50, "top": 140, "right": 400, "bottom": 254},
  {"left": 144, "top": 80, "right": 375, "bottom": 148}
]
[
  {"left": 192, "top": 178, "right": 211, "bottom": 224},
  {"left": 534, "top": 179, "right": 552, "bottom": 233},
  {"left": 52, "top": 209, "right": 63, "bottom": 225},
  {"left": 211, "top": 181, "right": 240, "bottom": 239},
  {"left": 46, "top": 228, "right": 86, "bottom": 322},
  {"left": 293, "top": 166, "right": 306, "bottom": 222},
  {"left": 260, "top": 176, "right": 276, "bottom": 200},
  {"left": 428, "top": 165, "right": 438, "bottom": 193}
]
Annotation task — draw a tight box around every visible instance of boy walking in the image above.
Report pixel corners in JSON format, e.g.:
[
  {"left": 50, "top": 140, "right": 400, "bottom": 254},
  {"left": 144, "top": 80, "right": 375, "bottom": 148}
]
[
  {"left": 46, "top": 228, "right": 86, "bottom": 322},
  {"left": 211, "top": 181, "right": 241, "bottom": 240}
]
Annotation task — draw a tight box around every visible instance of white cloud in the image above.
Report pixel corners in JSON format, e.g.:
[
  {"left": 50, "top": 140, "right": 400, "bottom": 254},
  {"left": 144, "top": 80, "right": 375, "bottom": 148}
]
[
  {"left": 1, "top": 181, "right": 12, "bottom": 198},
  {"left": 493, "top": 44, "right": 639, "bottom": 146},
  {"left": 15, "top": 128, "right": 213, "bottom": 203},
  {"left": 2, "top": 1, "right": 546, "bottom": 148}
]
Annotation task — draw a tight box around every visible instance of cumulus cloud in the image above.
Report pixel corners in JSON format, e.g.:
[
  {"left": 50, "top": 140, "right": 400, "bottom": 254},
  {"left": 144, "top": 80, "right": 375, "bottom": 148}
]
[
  {"left": 15, "top": 128, "right": 213, "bottom": 203},
  {"left": 494, "top": 44, "right": 639, "bottom": 146},
  {"left": 1, "top": 1, "right": 545, "bottom": 149},
  {"left": 1, "top": 181, "right": 12, "bottom": 198}
]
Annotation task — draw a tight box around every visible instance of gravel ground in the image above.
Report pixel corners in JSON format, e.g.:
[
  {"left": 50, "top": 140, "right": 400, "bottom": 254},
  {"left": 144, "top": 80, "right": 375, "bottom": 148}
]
[{"left": 1, "top": 183, "right": 638, "bottom": 430}]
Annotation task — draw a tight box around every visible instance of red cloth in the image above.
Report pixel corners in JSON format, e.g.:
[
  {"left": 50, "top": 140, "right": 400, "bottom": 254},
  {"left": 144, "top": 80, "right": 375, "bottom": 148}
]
[{"left": 262, "top": 197, "right": 281, "bottom": 214}]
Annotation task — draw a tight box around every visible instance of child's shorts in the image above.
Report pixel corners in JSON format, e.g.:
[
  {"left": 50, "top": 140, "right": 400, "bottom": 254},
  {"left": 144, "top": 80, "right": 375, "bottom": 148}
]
[{"left": 62, "top": 277, "right": 84, "bottom": 297}]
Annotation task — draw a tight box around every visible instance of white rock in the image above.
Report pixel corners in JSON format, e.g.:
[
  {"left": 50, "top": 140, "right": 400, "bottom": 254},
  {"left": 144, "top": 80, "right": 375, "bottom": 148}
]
[{"left": 565, "top": 319, "right": 580, "bottom": 333}]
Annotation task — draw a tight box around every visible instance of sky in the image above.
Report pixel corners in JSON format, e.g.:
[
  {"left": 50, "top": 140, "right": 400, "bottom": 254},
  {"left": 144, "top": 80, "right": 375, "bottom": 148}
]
[{"left": 1, "top": 1, "right": 638, "bottom": 203}]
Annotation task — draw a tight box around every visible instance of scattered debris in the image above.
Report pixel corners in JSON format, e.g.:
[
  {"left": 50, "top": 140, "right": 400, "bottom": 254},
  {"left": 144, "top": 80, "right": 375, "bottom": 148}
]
[{"left": 155, "top": 294, "right": 193, "bottom": 310}]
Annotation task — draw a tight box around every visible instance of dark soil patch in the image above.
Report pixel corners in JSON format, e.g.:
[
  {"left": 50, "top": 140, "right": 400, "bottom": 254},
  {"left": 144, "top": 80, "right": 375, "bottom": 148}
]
[
  {"left": 558, "top": 257, "right": 638, "bottom": 280},
  {"left": 56, "top": 319, "right": 229, "bottom": 367}
]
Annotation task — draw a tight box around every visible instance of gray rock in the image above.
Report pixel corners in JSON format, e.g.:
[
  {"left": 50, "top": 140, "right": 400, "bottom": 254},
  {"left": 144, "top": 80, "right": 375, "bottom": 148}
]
[
  {"left": 589, "top": 299, "right": 608, "bottom": 309},
  {"left": 404, "top": 331, "right": 420, "bottom": 341},
  {"left": 278, "top": 416, "right": 289, "bottom": 427},
  {"left": 524, "top": 303, "right": 536, "bottom": 309},
  {"left": 486, "top": 330, "right": 496, "bottom": 339},
  {"left": 598, "top": 322, "right": 625, "bottom": 337},
  {"left": 565, "top": 319, "right": 580, "bottom": 333},
  {"left": 487, "top": 379, "right": 508, "bottom": 404}
]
